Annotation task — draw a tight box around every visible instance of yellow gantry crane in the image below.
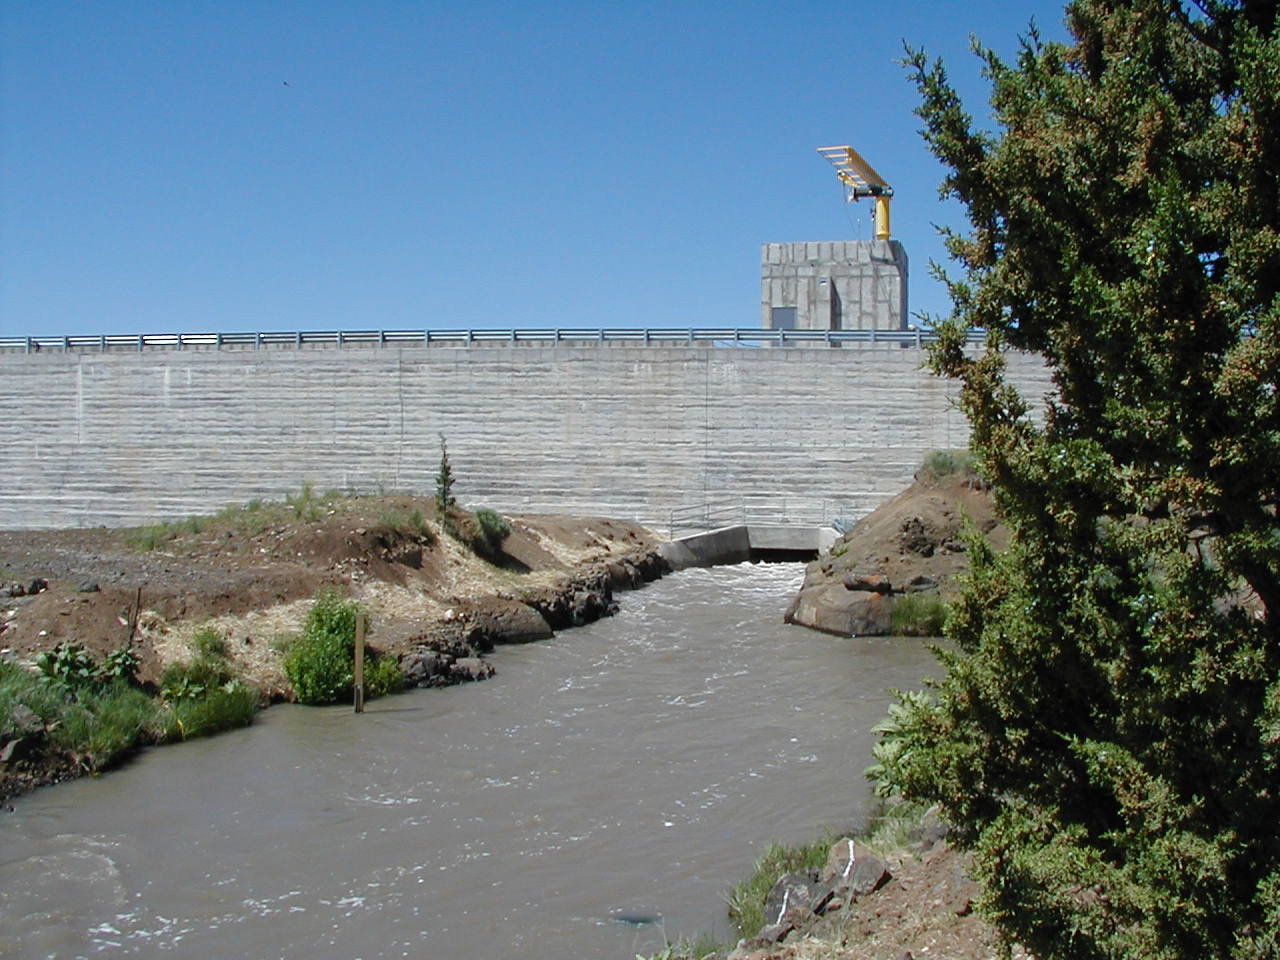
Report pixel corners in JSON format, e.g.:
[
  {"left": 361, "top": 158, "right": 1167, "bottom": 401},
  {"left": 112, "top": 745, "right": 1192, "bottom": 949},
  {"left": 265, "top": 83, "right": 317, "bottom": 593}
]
[{"left": 817, "top": 144, "right": 893, "bottom": 241}]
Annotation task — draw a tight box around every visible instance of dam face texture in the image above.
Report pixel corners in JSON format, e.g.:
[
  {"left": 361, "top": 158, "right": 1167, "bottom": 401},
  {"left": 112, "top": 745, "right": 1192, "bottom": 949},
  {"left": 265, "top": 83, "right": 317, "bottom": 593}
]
[{"left": 0, "top": 341, "right": 1051, "bottom": 530}]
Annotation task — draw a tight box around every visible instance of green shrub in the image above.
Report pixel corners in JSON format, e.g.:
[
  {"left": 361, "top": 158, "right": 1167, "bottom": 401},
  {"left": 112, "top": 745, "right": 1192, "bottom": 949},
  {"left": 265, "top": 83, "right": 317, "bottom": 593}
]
[
  {"left": 889, "top": 593, "right": 949, "bottom": 636},
  {"left": 191, "top": 626, "right": 229, "bottom": 660},
  {"left": 377, "top": 506, "right": 433, "bottom": 541},
  {"left": 282, "top": 630, "right": 352, "bottom": 705},
  {"left": 283, "top": 591, "right": 361, "bottom": 705},
  {"left": 474, "top": 508, "right": 510, "bottom": 551},
  {"left": 364, "top": 656, "right": 405, "bottom": 698},
  {"left": 725, "top": 834, "right": 833, "bottom": 938},
  {"left": 160, "top": 657, "right": 232, "bottom": 701},
  {"left": 919, "top": 448, "right": 974, "bottom": 482},
  {"left": 282, "top": 591, "right": 406, "bottom": 705}
]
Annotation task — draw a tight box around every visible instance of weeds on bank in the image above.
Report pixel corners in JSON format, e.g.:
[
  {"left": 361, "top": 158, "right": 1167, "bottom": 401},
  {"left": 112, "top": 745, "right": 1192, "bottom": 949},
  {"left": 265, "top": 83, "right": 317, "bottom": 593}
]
[
  {"left": 1, "top": 629, "right": 260, "bottom": 777},
  {"left": 889, "top": 592, "right": 949, "bottom": 636},
  {"left": 725, "top": 833, "right": 835, "bottom": 938},
  {"left": 635, "top": 933, "right": 724, "bottom": 960},
  {"left": 377, "top": 506, "right": 434, "bottom": 542}
]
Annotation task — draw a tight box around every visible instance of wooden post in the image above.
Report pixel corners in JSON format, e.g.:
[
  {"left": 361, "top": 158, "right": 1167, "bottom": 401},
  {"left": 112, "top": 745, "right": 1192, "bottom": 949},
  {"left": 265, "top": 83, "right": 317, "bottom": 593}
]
[{"left": 353, "top": 613, "right": 365, "bottom": 714}]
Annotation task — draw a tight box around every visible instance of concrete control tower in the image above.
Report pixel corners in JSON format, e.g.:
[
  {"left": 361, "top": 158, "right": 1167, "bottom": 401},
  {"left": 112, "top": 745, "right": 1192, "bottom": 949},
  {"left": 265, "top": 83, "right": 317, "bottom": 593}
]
[
  {"left": 760, "top": 239, "right": 909, "bottom": 332},
  {"left": 761, "top": 144, "right": 909, "bottom": 332}
]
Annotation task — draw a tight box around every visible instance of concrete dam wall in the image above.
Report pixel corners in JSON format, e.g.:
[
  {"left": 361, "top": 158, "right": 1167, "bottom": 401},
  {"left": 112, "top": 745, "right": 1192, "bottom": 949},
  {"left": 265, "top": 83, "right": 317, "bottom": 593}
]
[{"left": 0, "top": 341, "right": 1052, "bottom": 531}]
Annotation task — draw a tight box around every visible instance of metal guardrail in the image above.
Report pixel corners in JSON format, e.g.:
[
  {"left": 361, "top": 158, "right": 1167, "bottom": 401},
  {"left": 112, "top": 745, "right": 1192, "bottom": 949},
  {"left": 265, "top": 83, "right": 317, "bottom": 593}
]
[
  {"left": 668, "top": 498, "right": 859, "bottom": 539},
  {"left": 0, "top": 326, "right": 985, "bottom": 354}
]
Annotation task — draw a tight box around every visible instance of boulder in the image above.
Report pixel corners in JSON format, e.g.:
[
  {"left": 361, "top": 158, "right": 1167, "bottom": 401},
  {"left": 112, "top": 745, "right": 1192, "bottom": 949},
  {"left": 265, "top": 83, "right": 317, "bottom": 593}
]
[
  {"left": 785, "top": 583, "right": 895, "bottom": 637},
  {"left": 450, "top": 657, "right": 495, "bottom": 681},
  {"left": 467, "top": 598, "right": 554, "bottom": 645},
  {"left": 820, "top": 837, "right": 892, "bottom": 898}
]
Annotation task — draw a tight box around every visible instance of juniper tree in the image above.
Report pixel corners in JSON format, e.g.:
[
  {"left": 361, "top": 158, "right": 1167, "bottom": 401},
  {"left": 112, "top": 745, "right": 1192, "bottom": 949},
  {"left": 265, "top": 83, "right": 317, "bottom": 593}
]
[
  {"left": 872, "top": 3, "right": 1280, "bottom": 957},
  {"left": 435, "top": 434, "right": 456, "bottom": 513}
]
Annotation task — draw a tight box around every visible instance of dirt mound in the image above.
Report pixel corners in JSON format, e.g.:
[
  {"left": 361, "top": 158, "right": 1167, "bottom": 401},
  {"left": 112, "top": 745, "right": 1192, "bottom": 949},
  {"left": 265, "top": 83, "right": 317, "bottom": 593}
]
[
  {"left": 0, "top": 496, "right": 663, "bottom": 693},
  {"left": 785, "top": 473, "right": 1006, "bottom": 636}
]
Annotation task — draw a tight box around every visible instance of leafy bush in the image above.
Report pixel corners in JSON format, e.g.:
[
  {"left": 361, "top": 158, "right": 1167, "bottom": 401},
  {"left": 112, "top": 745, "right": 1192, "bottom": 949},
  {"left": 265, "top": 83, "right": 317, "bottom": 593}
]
[
  {"left": 364, "top": 656, "right": 405, "bottom": 698},
  {"left": 160, "top": 627, "right": 235, "bottom": 701},
  {"left": 191, "top": 626, "right": 229, "bottom": 660},
  {"left": 888, "top": 593, "right": 949, "bottom": 636},
  {"left": 35, "top": 641, "right": 140, "bottom": 693},
  {"left": 283, "top": 591, "right": 404, "bottom": 705},
  {"left": 153, "top": 628, "right": 259, "bottom": 740},
  {"left": 377, "top": 505, "right": 433, "bottom": 541}
]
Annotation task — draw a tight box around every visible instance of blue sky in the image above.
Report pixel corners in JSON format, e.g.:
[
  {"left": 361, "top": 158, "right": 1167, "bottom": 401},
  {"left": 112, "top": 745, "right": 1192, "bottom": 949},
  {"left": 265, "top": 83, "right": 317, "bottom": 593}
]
[{"left": 1, "top": 1, "right": 1072, "bottom": 337}]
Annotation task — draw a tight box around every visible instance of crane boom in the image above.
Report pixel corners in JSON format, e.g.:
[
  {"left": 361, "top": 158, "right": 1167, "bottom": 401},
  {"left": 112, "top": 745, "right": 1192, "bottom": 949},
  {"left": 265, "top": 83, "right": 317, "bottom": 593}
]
[{"left": 817, "top": 144, "right": 893, "bottom": 241}]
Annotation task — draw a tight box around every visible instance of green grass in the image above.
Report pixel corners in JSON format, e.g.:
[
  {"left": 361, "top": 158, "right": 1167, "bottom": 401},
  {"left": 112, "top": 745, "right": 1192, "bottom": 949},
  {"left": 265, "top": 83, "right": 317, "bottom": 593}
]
[
  {"left": 889, "top": 592, "right": 949, "bottom": 636},
  {"left": 151, "top": 682, "right": 258, "bottom": 741},
  {"left": 858, "top": 796, "right": 935, "bottom": 857},
  {"left": 51, "top": 681, "right": 157, "bottom": 770},
  {"left": 377, "top": 506, "right": 433, "bottom": 541},
  {"left": 725, "top": 833, "right": 835, "bottom": 938}
]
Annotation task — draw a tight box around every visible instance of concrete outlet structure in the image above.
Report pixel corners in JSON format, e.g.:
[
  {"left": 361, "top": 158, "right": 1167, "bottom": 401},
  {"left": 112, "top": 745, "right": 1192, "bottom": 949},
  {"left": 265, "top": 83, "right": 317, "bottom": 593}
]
[{"left": 761, "top": 241, "right": 909, "bottom": 332}]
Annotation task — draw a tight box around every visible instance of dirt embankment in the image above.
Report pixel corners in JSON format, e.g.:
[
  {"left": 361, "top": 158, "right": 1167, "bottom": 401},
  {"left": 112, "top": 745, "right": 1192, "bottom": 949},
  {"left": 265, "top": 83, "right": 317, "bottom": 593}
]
[
  {"left": 785, "top": 472, "right": 1005, "bottom": 636},
  {"left": 0, "top": 496, "right": 665, "bottom": 797}
]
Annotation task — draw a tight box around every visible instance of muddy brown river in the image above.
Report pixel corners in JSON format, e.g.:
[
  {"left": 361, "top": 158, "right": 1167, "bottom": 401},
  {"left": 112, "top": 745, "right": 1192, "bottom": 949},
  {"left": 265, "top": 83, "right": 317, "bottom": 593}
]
[{"left": 0, "top": 562, "right": 936, "bottom": 959}]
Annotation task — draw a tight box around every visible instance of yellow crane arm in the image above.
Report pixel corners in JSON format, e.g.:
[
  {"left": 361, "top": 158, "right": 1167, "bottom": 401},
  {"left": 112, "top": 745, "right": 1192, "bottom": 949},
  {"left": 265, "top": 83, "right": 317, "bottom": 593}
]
[{"left": 817, "top": 144, "right": 893, "bottom": 241}]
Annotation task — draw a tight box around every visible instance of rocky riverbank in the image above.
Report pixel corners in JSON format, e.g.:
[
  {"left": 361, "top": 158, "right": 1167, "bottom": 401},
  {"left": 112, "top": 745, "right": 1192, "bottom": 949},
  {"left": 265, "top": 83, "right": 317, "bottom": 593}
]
[
  {"left": 0, "top": 494, "right": 667, "bottom": 798},
  {"left": 785, "top": 470, "right": 1005, "bottom": 637}
]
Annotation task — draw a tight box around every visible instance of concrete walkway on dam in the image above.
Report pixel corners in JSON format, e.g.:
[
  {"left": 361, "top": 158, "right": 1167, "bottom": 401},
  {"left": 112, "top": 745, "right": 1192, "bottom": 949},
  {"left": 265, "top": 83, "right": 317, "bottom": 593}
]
[{"left": 0, "top": 329, "right": 1052, "bottom": 531}]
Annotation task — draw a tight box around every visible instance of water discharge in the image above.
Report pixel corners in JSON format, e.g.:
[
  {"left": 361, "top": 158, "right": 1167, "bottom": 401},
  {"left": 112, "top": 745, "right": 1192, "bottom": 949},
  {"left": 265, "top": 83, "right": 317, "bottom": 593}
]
[{"left": 1, "top": 562, "right": 937, "bottom": 959}]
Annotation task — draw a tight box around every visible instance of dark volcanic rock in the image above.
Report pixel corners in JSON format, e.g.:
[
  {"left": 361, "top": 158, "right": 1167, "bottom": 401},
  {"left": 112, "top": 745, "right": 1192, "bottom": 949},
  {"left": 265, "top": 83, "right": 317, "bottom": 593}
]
[{"left": 466, "top": 597, "right": 555, "bottom": 645}]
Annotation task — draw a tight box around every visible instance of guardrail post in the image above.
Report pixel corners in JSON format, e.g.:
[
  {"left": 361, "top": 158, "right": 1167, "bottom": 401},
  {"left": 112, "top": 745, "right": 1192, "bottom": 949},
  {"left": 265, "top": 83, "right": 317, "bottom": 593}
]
[
  {"left": 216, "top": 332, "right": 223, "bottom": 350},
  {"left": 25, "top": 337, "right": 31, "bottom": 354},
  {"left": 255, "top": 331, "right": 262, "bottom": 350},
  {"left": 137, "top": 335, "right": 144, "bottom": 352},
  {"left": 99, "top": 335, "right": 106, "bottom": 352},
  {"left": 295, "top": 331, "right": 302, "bottom": 348}
]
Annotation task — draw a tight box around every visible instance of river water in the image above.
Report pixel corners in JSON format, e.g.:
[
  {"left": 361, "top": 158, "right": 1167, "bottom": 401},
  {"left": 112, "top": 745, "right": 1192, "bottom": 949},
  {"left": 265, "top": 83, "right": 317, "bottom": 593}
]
[{"left": 0, "top": 562, "right": 936, "bottom": 960}]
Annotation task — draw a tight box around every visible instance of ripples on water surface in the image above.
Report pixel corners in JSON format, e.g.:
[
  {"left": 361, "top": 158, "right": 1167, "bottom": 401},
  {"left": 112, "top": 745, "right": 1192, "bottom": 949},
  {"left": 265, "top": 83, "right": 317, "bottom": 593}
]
[{"left": 0, "top": 562, "right": 937, "bottom": 959}]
